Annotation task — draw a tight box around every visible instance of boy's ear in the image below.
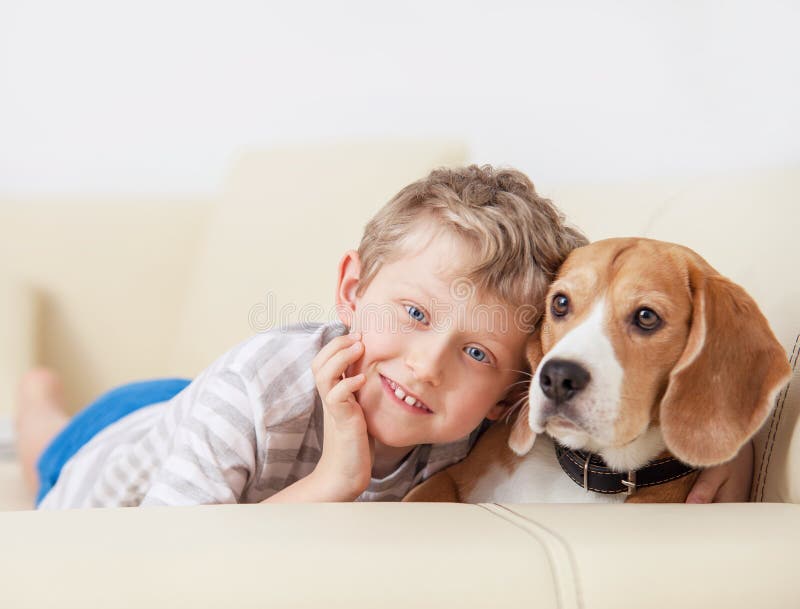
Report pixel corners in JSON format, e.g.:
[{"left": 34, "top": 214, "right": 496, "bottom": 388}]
[{"left": 335, "top": 250, "right": 362, "bottom": 328}]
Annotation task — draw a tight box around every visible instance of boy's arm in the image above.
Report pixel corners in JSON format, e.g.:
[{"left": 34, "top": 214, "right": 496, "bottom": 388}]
[
  {"left": 685, "top": 440, "right": 754, "bottom": 503},
  {"left": 140, "top": 332, "right": 371, "bottom": 506},
  {"left": 261, "top": 469, "right": 357, "bottom": 503},
  {"left": 139, "top": 368, "right": 257, "bottom": 506},
  {"left": 263, "top": 332, "right": 372, "bottom": 503}
]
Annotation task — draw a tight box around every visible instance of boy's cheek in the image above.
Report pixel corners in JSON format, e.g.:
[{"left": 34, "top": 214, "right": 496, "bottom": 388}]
[{"left": 361, "top": 332, "right": 398, "bottom": 362}]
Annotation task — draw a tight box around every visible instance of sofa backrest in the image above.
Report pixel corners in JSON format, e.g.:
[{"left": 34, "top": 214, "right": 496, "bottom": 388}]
[
  {"left": 0, "top": 140, "right": 468, "bottom": 411},
  {"left": 167, "top": 139, "right": 469, "bottom": 376},
  {"left": 3, "top": 146, "right": 796, "bottom": 503},
  {"left": 0, "top": 200, "right": 211, "bottom": 410}
]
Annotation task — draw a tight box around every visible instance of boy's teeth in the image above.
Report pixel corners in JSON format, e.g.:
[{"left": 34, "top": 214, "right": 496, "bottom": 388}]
[{"left": 389, "top": 380, "right": 426, "bottom": 410}]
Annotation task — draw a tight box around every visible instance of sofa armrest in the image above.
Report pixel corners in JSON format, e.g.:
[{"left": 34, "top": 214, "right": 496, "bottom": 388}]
[
  {"left": 0, "top": 273, "right": 38, "bottom": 416},
  {"left": 0, "top": 503, "right": 797, "bottom": 608}
]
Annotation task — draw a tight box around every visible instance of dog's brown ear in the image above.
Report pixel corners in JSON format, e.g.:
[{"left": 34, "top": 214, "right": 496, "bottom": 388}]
[
  {"left": 508, "top": 400, "right": 535, "bottom": 455},
  {"left": 660, "top": 261, "right": 791, "bottom": 467},
  {"left": 507, "top": 330, "right": 544, "bottom": 456}
]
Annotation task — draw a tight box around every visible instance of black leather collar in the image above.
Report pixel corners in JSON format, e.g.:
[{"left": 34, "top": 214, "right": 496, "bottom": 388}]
[{"left": 554, "top": 442, "right": 696, "bottom": 495}]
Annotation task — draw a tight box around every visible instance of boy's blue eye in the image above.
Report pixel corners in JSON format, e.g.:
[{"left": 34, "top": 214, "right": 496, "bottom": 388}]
[
  {"left": 405, "top": 305, "right": 427, "bottom": 323},
  {"left": 465, "top": 346, "right": 487, "bottom": 362}
]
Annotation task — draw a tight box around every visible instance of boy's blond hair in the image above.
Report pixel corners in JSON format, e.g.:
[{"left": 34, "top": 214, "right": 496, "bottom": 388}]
[{"left": 357, "top": 165, "right": 587, "bottom": 324}]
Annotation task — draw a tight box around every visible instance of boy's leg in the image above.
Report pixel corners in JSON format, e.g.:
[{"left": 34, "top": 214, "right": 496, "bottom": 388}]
[{"left": 15, "top": 368, "right": 70, "bottom": 494}]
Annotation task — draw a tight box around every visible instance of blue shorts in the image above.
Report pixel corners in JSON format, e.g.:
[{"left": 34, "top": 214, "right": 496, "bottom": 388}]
[{"left": 35, "top": 378, "right": 191, "bottom": 506}]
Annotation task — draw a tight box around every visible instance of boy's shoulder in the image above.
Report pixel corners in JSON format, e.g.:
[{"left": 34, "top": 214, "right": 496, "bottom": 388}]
[
  {"left": 225, "top": 320, "right": 348, "bottom": 375},
  {"left": 210, "top": 321, "right": 347, "bottom": 425}
]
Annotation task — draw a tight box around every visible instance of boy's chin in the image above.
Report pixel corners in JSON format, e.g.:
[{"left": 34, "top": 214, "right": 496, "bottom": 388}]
[
  {"left": 366, "top": 419, "right": 463, "bottom": 450},
  {"left": 367, "top": 426, "right": 416, "bottom": 450},
  {"left": 364, "top": 416, "right": 422, "bottom": 450}
]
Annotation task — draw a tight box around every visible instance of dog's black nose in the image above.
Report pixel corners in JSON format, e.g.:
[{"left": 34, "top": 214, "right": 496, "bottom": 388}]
[{"left": 539, "top": 359, "right": 591, "bottom": 404}]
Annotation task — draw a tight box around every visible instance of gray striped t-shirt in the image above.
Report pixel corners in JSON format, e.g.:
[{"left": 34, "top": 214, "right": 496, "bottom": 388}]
[{"left": 38, "top": 321, "right": 479, "bottom": 508}]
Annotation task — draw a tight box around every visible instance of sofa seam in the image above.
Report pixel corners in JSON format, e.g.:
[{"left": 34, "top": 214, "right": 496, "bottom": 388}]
[
  {"left": 755, "top": 333, "right": 799, "bottom": 502},
  {"left": 756, "top": 334, "right": 798, "bottom": 501},
  {"left": 478, "top": 503, "right": 583, "bottom": 609}
]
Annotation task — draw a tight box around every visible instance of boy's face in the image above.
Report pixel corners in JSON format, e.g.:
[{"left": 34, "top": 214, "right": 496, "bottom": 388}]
[{"left": 337, "top": 226, "right": 530, "bottom": 449}]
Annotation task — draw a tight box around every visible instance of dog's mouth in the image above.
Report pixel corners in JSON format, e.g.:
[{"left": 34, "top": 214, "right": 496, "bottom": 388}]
[
  {"left": 530, "top": 397, "right": 585, "bottom": 433},
  {"left": 546, "top": 415, "right": 581, "bottom": 432},
  {"left": 528, "top": 396, "right": 595, "bottom": 449}
]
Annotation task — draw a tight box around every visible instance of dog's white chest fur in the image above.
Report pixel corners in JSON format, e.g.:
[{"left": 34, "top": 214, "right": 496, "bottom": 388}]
[{"left": 464, "top": 435, "right": 626, "bottom": 504}]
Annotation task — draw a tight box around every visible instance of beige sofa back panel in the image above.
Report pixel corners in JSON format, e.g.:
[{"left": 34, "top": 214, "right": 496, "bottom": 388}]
[
  {"left": 167, "top": 140, "right": 469, "bottom": 376},
  {"left": 0, "top": 277, "right": 36, "bottom": 415},
  {"left": 0, "top": 201, "right": 211, "bottom": 410}
]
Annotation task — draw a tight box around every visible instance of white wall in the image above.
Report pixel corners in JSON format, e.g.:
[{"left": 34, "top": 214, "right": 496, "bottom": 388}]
[{"left": 1, "top": 0, "right": 799, "bottom": 196}]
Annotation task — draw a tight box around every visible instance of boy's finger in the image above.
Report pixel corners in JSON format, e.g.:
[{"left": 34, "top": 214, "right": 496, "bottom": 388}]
[
  {"left": 324, "top": 374, "right": 366, "bottom": 422},
  {"left": 311, "top": 333, "right": 361, "bottom": 374},
  {"left": 316, "top": 340, "right": 363, "bottom": 385},
  {"left": 325, "top": 374, "right": 366, "bottom": 406}
]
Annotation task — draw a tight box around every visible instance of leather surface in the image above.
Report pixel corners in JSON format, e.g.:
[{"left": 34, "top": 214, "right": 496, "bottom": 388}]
[
  {"left": 0, "top": 503, "right": 558, "bottom": 608},
  {"left": 0, "top": 502, "right": 797, "bottom": 608},
  {"left": 0, "top": 201, "right": 210, "bottom": 411},
  {"left": 500, "top": 502, "right": 800, "bottom": 609},
  {"left": 0, "top": 273, "right": 37, "bottom": 416},
  {"left": 753, "top": 355, "right": 800, "bottom": 503}
]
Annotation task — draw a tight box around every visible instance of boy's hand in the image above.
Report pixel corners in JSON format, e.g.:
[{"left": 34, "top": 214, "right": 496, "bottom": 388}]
[
  {"left": 685, "top": 440, "right": 754, "bottom": 503},
  {"left": 309, "top": 332, "right": 372, "bottom": 501}
]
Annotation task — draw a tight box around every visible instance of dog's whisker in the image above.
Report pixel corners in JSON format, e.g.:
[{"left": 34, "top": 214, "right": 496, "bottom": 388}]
[
  {"left": 505, "top": 368, "right": 534, "bottom": 379},
  {"left": 506, "top": 379, "right": 533, "bottom": 390},
  {"left": 500, "top": 392, "right": 530, "bottom": 424}
]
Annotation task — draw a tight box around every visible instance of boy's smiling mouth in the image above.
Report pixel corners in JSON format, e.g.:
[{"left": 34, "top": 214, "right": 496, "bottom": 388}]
[{"left": 379, "top": 374, "right": 433, "bottom": 414}]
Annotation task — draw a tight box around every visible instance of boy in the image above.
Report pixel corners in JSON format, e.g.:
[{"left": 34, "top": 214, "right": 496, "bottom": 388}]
[{"left": 16, "top": 165, "right": 749, "bottom": 507}]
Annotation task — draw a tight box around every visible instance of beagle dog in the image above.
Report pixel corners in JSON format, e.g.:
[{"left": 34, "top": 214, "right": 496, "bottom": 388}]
[{"left": 404, "top": 238, "right": 792, "bottom": 504}]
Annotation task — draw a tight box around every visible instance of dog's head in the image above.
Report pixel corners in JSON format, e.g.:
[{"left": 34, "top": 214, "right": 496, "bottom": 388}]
[{"left": 508, "top": 237, "right": 791, "bottom": 470}]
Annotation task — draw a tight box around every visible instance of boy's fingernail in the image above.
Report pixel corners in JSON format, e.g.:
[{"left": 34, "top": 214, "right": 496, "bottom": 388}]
[{"left": 351, "top": 341, "right": 362, "bottom": 349}]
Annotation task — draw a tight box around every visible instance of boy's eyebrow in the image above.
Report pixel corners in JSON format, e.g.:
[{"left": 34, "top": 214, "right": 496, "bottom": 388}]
[{"left": 396, "top": 282, "right": 438, "bottom": 302}]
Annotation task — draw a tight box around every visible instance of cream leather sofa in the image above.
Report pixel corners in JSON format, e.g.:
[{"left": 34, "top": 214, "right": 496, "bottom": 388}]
[{"left": 0, "top": 140, "right": 797, "bottom": 609}]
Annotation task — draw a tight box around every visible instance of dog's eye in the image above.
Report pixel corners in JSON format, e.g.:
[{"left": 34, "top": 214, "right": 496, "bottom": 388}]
[
  {"left": 551, "top": 294, "right": 570, "bottom": 317},
  {"left": 634, "top": 307, "right": 661, "bottom": 331}
]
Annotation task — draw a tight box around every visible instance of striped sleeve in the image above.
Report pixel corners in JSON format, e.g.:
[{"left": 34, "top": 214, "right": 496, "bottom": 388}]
[{"left": 140, "top": 366, "right": 257, "bottom": 506}]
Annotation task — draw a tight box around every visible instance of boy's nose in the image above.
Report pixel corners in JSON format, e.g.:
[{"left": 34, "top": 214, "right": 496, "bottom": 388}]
[{"left": 405, "top": 342, "right": 446, "bottom": 387}]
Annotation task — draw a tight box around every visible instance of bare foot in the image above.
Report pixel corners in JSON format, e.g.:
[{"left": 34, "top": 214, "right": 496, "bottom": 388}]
[{"left": 15, "top": 368, "right": 70, "bottom": 495}]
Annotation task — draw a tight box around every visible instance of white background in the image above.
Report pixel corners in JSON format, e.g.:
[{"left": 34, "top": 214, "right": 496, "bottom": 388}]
[{"left": 1, "top": 0, "right": 799, "bottom": 196}]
